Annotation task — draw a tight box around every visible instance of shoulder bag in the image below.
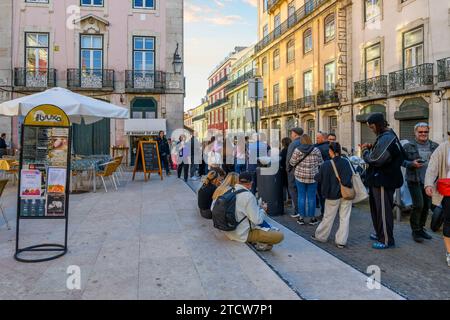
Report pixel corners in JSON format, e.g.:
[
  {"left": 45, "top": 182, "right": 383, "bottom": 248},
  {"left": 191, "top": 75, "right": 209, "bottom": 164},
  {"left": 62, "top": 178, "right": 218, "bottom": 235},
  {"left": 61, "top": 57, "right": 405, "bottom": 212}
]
[{"left": 330, "top": 159, "right": 356, "bottom": 201}]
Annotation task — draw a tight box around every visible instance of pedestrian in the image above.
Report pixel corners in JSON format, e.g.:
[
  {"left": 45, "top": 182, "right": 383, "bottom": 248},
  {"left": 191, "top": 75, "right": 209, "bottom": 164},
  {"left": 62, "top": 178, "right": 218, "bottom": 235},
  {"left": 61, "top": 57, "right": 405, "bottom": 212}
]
[
  {"left": 280, "top": 137, "right": 292, "bottom": 206},
  {"left": 156, "top": 131, "right": 171, "bottom": 176},
  {"left": 235, "top": 136, "right": 246, "bottom": 173},
  {"left": 189, "top": 132, "right": 201, "bottom": 180},
  {"left": 247, "top": 132, "right": 270, "bottom": 194},
  {"left": 361, "top": 113, "right": 404, "bottom": 249},
  {"left": 198, "top": 141, "right": 208, "bottom": 177},
  {"left": 328, "top": 133, "right": 337, "bottom": 143},
  {"left": 197, "top": 170, "right": 224, "bottom": 219},
  {"left": 403, "top": 122, "right": 438, "bottom": 242},
  {"left": 424, "top": 135, "right": 450, "bottom": 267},
  {"left": 0, "top": 133, "right": 7, "bottom": 158},
  {"left": 313, "top": 142, "right": 353, "bottom": 248},
  {"left": 289, "top": 134, "right": 324, "bottom": 226},
  {"left": 221, "top": 172, "right": 284, "bottom": 251},
  {"left": 168, "top": 138, "right": 176, "bottom": 170},
  {"left": 315, "top": 131, "right": 330, "bottom": 218},
  {"left": 286, "top": 127, "right": 304, "bottom": 218},
  {"left": 176, "top": 134, "right": 190, "bottom": 182}
]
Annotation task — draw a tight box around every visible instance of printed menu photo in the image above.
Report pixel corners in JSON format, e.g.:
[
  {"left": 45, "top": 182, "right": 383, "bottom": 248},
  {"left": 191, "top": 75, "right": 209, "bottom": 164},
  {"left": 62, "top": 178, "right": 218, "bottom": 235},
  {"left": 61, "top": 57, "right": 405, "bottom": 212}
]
[
  {"left": 20, "top": 170, "right": 42, "bottom": 199},
  {"left": 46, "top": 167, "right": 67, "bottom": 194}
]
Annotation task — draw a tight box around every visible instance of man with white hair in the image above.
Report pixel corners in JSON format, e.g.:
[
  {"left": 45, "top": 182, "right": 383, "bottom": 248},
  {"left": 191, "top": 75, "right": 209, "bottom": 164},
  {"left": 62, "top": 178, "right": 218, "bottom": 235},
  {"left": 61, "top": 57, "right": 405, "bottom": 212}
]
[{"left": 403, "top": 122, "right": 439, "bottom": 243}]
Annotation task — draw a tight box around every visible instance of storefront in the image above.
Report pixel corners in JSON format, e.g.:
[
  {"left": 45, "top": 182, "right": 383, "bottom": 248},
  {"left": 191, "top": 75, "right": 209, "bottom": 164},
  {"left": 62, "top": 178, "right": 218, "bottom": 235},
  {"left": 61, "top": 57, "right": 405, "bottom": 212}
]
[
  {"left": 356, "top": 104, "right": 386, "bottom": 144},
  {"left": 394, "top": 97, "right": 429, "bottom": 141}
]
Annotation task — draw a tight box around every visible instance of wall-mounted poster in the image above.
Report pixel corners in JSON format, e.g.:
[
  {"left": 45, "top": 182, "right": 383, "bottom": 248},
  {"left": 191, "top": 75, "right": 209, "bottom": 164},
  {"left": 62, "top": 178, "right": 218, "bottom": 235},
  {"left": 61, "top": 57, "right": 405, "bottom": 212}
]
[{"left": 20, "top": 170, "right": 42, "bottom": 199}]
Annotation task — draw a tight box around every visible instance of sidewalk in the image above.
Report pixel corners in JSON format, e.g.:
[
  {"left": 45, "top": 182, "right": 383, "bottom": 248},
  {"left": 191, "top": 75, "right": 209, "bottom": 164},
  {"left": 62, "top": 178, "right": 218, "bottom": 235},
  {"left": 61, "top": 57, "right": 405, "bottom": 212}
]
[
  {"left": 0, "top": 174, "right": 298, "bottom": 300},
  {"left": 187, "top": 179, "right": 403, "bottom": 300}
]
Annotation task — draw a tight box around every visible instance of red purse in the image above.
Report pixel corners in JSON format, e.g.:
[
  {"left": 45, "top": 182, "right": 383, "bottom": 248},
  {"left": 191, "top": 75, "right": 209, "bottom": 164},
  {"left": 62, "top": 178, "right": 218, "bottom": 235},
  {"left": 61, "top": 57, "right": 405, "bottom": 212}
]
[{"left": 437, "top": 179, "right": 450, "bottom": 196}]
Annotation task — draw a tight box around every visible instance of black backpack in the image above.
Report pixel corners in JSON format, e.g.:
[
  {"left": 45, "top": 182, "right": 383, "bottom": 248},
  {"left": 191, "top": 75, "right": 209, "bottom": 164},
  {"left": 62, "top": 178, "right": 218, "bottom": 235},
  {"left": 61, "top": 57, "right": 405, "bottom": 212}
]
[{"left": 212, "top": 189, "right": 248, "bottom": 231}]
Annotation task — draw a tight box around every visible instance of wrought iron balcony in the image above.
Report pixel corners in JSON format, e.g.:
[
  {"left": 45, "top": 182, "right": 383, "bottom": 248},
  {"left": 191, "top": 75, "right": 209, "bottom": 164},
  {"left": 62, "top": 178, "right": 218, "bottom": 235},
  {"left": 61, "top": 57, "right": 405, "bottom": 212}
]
[
  {"left": 207, "top": 75, "right": 229, "bottom": 94},
  {"left": 125, "top": 70, "right": 166, "bottom": 91},
  {"left": 204, "top": 97, "right": 229, "bottom": 112},
  {"left": 226, "top": 70, "right": 255, "bottom": 93},
  {"left": 14, "top": 68, "right": 56, "bottom": 88},
  {"left": 317, "top": 89, "right": 339, "bottom": 106},
  {"left": 192, "top": 114, "right": 205, "bottom": 122},
  {"left": 67, "top": 69, "right": 115, "bottom": 90},
  {"left": 256, "top": 0, "right": 330, "bottom": 53},
  {"left": 389, "top": 63, "right": 434, "bottom": 94},
  {"left": 261, "top": 96, "right": 316, "bottom": 118},
  {"left": 354, "top": 76, "right": 388, "bottom": 100},
  {"left": 437, "top": 57, "right": 450, "bottom": 85}
]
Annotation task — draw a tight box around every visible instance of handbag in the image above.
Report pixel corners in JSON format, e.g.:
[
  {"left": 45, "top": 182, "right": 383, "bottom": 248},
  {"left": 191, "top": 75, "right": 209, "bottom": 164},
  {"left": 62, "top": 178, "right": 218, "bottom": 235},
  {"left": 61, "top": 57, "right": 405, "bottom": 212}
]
[
  {"left": 345, "top": 158, "right": 369, "bottom": 204},
  {"left": 330, "top": 159, "right": 356, "bottom": 201},
  {"left": 437, "top": 178, "right": 450, "bottom": 196}
]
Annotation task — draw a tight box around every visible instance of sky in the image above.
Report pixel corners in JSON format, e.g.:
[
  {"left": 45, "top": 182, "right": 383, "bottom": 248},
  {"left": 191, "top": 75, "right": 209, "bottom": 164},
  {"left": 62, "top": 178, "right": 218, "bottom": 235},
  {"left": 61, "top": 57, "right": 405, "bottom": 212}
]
[{"left": 184, "top": 0, "right": 258, "bottom": 111}]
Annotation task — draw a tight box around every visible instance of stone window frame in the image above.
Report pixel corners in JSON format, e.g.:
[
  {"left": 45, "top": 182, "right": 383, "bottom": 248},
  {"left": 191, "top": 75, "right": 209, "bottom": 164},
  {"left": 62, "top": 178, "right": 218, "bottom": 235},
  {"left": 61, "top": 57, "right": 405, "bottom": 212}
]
[
  {"left": 128, "top": 30, "right": 161, "bottom": 73},
  {"left": 394, "top": 18, "right": 429, "bottom": 71},
  {"left": 362, "top": 0, "right": 384, "bottom": 30},
  {"left": 397, "top": 0, "right": 417, "bottom": 12},
  {"left": 129, "top": 0, "right": 160, "bottom": 16},
  {"left": 359, "top": 36, "right": 385, "bottom": 81},
  {"left": 21, "top": 0, "right": 54, "bottom": 13},
  {"left": 17, "top": 27, "right": 55, "bottom": 72}
]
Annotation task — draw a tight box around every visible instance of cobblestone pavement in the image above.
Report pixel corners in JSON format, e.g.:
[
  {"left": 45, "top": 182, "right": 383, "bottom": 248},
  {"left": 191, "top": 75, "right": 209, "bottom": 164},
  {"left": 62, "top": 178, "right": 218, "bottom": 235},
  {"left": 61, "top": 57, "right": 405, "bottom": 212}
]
[{"left": 273, "top": 202, "right": 450, "bottom": 300}]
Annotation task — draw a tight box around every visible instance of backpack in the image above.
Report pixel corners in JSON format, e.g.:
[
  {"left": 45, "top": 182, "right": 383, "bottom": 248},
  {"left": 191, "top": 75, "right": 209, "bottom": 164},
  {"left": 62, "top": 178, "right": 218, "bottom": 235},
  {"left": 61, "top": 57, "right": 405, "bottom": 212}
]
[{"left": 212, "top": 189, "right": 249, "bottom": 231}]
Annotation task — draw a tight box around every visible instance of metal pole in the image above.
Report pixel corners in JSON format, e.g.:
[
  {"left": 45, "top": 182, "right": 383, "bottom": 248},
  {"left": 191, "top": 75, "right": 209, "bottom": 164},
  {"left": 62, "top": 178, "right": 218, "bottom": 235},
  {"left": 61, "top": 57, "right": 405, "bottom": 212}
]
[{"left": 255, "top": 78, "right": 260, "bottom": 159}]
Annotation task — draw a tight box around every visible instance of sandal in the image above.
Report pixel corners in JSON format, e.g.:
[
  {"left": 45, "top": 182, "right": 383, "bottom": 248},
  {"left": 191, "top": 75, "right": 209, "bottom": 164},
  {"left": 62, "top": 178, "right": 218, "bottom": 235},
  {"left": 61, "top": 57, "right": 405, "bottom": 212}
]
[{"left": 372, "top": 242, "right": 394, "bottom": 250}]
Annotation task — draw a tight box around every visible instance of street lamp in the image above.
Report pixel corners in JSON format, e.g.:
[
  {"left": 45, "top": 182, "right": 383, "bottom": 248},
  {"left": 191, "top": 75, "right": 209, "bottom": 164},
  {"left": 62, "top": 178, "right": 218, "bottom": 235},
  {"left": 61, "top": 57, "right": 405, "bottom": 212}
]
[{"left": 172, "top": 43, "right": 183, "bottom": 74}]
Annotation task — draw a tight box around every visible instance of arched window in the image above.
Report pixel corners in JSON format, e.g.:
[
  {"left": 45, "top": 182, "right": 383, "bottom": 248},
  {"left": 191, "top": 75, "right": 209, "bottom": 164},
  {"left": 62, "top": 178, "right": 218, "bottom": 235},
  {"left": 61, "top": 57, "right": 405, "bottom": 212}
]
[
  {"left": 324, "top": 14, "right": 335, "bottom": 43},
  {"left": 131, "top": 97, "right": 157, "bottom": 119},
  {"left": 273, "top": 49, "right": 280, "bottom": 70},
  {"left": 303, "top": 28, "right": 313, "bottom": 54},
  {"left": 287, "top": 39, "right": 295, "bottom": 63}
]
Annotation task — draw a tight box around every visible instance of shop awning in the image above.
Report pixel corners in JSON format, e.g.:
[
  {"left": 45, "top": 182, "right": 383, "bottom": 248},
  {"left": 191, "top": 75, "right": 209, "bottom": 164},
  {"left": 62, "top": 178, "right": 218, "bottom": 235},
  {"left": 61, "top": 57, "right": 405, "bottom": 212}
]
[{"left": 124, "top": 119, "right": 167, "bottom": 136}]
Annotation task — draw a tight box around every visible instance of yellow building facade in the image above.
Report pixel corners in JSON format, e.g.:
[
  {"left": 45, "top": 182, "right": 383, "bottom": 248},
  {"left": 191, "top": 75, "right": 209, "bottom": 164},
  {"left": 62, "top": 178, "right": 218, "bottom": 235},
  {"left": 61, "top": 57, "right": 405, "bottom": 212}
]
[{"left": 255, "top": 0, "right": 352, "bottom": 148}]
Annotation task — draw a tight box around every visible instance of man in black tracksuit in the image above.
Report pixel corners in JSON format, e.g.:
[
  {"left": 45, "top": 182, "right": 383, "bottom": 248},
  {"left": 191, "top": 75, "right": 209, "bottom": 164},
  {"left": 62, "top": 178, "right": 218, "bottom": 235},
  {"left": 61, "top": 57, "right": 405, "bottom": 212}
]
[{"left": 362, "top": 113, "right": 404, "bottom": 249}]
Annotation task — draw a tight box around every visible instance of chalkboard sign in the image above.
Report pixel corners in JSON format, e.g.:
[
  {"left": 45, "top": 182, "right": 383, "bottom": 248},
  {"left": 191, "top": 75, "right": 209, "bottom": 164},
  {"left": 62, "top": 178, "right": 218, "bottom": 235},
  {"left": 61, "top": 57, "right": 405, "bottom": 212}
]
[{"left": 132, "top": 141, "right": 163, "bottom": 181}]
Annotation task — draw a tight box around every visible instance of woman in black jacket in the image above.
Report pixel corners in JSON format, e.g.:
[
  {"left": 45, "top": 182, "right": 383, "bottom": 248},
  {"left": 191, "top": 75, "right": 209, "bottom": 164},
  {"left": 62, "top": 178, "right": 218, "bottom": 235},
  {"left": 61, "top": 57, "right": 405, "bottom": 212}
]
[
  {"left": 280, "top": 137, "right": 292, "bottom": 205},
  {"left": 313, "top": 142, "right": 354, "bottom": 248},
  {"left": 198, "top": 169, "right": 225, "bottom": 219}
]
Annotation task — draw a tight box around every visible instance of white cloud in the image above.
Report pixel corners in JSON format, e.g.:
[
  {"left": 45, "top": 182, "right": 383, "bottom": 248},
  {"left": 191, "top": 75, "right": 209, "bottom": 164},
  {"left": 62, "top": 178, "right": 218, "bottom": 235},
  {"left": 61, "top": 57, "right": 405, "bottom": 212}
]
[{"left": 242, "top": 0, "right": 257, "bottom": 7}]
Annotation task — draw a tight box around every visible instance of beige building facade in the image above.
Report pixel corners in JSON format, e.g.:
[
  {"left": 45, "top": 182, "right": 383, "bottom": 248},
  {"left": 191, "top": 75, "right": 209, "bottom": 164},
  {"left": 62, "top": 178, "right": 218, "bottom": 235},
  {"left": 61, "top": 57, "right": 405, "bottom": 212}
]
[{"left": 352, "top": 0, "right": 450, "bottom": 147}]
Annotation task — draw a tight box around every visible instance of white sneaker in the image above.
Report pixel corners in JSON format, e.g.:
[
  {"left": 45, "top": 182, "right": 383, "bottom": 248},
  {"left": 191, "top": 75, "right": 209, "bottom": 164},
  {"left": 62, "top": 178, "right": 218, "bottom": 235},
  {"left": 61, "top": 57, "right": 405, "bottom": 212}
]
[
  {"left": 290, "top": 213, "right": 300, "bottom": 218},
  {"left": 447, "top": 253, "right": 450, "bottom": 267}
]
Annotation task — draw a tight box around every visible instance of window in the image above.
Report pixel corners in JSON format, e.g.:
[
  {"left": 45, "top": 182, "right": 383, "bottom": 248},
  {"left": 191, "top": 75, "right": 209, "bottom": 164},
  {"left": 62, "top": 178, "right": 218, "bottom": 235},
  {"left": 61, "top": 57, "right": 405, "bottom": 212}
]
[
  {"left": 304, "top": 28, "right": 313, "bottom": 54},
  {"left": 25, "top": 33, "right": 49, "bottom": 71},
  {"left": 243, "top": 89, "right": 248, "bottom": 105},
  {"left": 81, "top": 0, "right": 103, "bottom": 6},
  {"left": 287, "top": 77, "right": 295, "bottom": 102},
  {"left": 365, "top": 43, "right": 381, "bottom": 79},
  {"left": 81, "top": 35, "right": 103, "bottom": 70},
  {"left": 263, "top": 88, "right": 268, "bottom": 106},
  {"left": 324, "top": 14, "right": 335, "bottom": 43},
  {"left": 329, "top": 116, "right": 338, "bottom": 134},
  {"left": 287, "top": 39, "right": 295, "bottom": 63},
  {"left": 133, "top": 0, "right": 155, "bottom": 9},
  {"left": 263, "top": 0, "right": 268, "bottom": 12},
  {"left": 237, "top": 91, "right": 241, "bottom": 106},
  {"left": 262, "top": 57, "right": 268, "bottom": 76},
  {"left": 403, "top": 27, "right": 424, "bottom": 68},
  {"left": 303, "top": 71, "right": 313, "bottom": 97},
  {"left": 26, "top": 0, "right": 49, "bottom": 3},
  {"left": 273, "top": 49, "right": 280, "bottom": 70},
  {"left": 273, "top": 84, "right": 280, "bottom": 105},
  {"left": 263, "top": 24, "right": 269, "bottom": 38},
  {"left": 288, "top": 2, "right": 296, "bottom": 27},
  {"left": 324, "top": 62, "right": 336, "bottom": 91},
  {"left": 307, "top": 119, "right": 315, "bottom": 141},
  {"left": 133, "top": 37, "right": 155, "bottom": 72},
  {"left": 274, "top": 14, "right": 281, "bottom": 36},
  {"left": 365, "top": 0, "right": 381, "bottom": 22}
]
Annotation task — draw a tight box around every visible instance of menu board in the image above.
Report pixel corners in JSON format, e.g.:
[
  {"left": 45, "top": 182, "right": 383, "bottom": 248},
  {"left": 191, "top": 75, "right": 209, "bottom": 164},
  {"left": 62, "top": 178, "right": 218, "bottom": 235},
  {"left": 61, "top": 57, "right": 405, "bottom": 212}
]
[
  {"left": 132, "top": 141, "right": 163, "bottom": 181},
  {"left": 19, "top": 126, "right": 70, "bottom": 218}
]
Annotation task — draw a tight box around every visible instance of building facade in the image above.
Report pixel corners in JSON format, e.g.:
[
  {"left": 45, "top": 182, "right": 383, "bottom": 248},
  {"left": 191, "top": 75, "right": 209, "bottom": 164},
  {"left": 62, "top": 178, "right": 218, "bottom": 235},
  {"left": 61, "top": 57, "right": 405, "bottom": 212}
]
[
  {"left": 190, "top": 98, "right": 208, "bottom": 142},
  {"left": 6, "top": 0, "right": 184, "bottom": 162},
  {"left": 352, "top": 0, "right": 450, "bottom": 146},
  {"left": 256, "top": 0, "right": 352, "bottom": 147},
  {"left": 226, "top": 45, "right": 256, "bottom": 135},
  {"left": 0, "top": 0, "right": 13, "bottom": 147}
]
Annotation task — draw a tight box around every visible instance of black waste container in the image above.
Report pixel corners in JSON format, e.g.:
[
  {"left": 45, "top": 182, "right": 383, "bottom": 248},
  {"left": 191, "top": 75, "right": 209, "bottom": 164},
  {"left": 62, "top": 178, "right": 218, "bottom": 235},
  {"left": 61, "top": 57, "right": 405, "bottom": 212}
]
[{"left": 256, "top": 164, "right": 284, "bottom": 216}]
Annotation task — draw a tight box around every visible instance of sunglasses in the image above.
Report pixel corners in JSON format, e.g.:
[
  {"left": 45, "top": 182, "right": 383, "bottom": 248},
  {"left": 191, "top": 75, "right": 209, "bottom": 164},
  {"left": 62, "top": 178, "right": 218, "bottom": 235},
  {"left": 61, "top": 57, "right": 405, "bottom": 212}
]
[{"left": 418, "top": 131, "right": 429, "bottom": 134}]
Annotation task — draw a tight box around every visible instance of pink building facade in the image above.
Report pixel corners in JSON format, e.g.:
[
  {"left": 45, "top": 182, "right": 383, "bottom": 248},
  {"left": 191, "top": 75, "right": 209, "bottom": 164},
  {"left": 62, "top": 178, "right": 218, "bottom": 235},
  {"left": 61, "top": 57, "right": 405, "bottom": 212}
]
[{"left": 4, "top": 0, "right": 184, "bottom": 163}]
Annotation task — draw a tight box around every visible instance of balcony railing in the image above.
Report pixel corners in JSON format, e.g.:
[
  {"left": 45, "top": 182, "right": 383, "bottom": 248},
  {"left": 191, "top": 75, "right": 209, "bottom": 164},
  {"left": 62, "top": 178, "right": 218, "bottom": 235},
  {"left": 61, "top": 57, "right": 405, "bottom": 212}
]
[
  {"left": 256, "top": 0, "right": 330, "bottom": 53},
  {"left": 438, "top": 58, "right": 450, "bottom": 84},
  {"left": 204, "top": 97, "right": 229, "bottom": 112},
  {"left": 192, "top": 114, "right": 205, "bottom": 122},
  {"left": 354, "top": 76, "right": 388, "bottom": 100},
  {"left": 389, "top": 63, "right": 434, "bottom": 93},
  {"left": 267, "top": 0, "right": 283, "bottom": 12},
  {"left": 261, "top": 96, "right": 316, "bottom": 118},
  {"left": 207, "top": 75, "right": 229, "bottom": 94},
  {"left": 317, "top": 89, "right": 339, "bottom": 106},
  {"left": 225, "top": 70, "right": 255, "bottom": 92},
  {"left": 67, "top": 69, "right": 115, "bottom": 90},
  {"left": 125, "top": 70, "right": 166, "bottom": 90},
  {"left": 14, "top": 68, "right": 56, "bottom": 88}
]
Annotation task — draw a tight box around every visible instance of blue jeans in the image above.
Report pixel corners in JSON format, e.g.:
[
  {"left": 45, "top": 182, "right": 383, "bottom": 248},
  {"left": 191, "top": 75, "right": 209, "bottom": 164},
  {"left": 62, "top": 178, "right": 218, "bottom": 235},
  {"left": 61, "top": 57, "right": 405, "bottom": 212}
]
[{"left": 295, "top": 180, "right": 318, "bottom": 218}]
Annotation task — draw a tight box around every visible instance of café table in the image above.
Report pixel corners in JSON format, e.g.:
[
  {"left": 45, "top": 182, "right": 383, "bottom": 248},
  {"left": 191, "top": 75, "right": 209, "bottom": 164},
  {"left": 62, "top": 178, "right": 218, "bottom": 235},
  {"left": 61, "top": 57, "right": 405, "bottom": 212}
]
[{"left": 71, "top": 155, "right": 112, "bottom": 193}]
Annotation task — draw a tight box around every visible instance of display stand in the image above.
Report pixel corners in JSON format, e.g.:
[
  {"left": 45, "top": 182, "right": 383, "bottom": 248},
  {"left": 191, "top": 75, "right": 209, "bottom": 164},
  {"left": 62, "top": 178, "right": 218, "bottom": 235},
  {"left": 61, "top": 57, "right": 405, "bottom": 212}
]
[
  {"left": 15, "top": 105, "right": 72, "bottom": 263},
  {"left": 132, "top": 141, "right": 163, "bottom": 181}
]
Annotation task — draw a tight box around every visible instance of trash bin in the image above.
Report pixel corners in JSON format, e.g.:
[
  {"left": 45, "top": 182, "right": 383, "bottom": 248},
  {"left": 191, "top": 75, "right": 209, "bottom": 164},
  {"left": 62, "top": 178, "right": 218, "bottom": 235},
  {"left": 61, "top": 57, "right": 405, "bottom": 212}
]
[{"left": 256, "top": 157, "right": 284, "bottom": 216}]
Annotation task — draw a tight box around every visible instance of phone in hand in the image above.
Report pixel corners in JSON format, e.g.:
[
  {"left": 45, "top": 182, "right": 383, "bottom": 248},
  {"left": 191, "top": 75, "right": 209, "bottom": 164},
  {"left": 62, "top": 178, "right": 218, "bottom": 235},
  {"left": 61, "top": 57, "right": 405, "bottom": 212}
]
[{"left": 417, "top": 159, "right": 426, "bottom": 164}]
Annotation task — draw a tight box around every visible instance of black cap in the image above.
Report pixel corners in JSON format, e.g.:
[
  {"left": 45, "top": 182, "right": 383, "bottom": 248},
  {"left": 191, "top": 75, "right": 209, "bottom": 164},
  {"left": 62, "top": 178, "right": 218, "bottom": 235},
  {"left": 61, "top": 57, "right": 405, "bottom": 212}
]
[
  {"left": 291, "top": 127, "right": 304, "bottom": 136},
  {"left": 239, "top": 172, "right": 253, "bottom": 183},
  {"left": 367, "top": 112, "right": 385, "bottom": 125}
]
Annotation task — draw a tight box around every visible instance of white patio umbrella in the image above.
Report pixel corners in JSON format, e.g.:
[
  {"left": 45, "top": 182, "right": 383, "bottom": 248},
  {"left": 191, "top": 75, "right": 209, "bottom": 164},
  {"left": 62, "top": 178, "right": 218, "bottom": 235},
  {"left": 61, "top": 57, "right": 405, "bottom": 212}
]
[{"left": 0, "top": 87, "right": 129, "bottom": 124}]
